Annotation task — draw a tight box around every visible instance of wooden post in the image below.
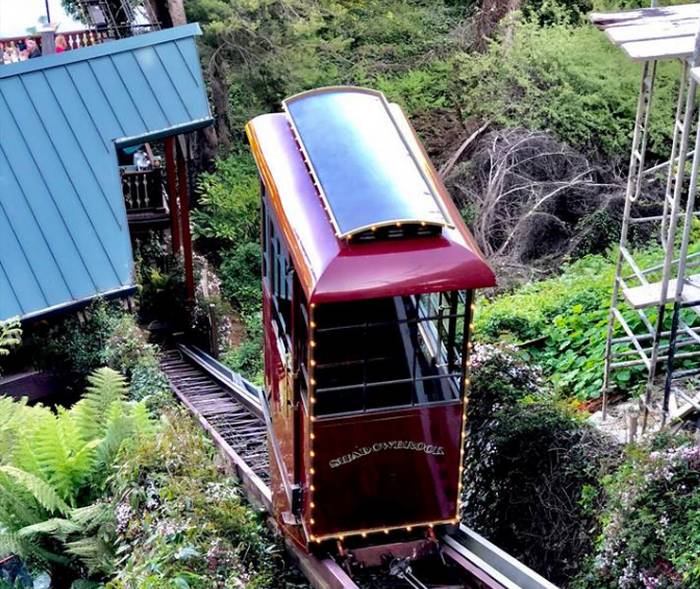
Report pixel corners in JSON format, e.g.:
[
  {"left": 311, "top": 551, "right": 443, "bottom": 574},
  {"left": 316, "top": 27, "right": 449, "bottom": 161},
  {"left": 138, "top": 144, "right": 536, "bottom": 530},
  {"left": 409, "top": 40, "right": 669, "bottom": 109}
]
[
  {"left": 164, "top": 137, "right": 181, "bottom": 255},
  {"left": 40, "top": 26, "right": 56, "bottom": 55},
  {"left": 176, "top": 138, "right": 195, "bottom": 303},
  {"left": 208, "top": 303, "right": 219, "bottom": 357}
]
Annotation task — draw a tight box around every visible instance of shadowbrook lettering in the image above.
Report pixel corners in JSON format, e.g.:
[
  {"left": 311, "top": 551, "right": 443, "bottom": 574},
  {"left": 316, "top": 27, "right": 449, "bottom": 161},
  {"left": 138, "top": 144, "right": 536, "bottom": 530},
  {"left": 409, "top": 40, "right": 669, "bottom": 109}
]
[{"left": 329, "top": 441, "right": 446, "bottom": 469}]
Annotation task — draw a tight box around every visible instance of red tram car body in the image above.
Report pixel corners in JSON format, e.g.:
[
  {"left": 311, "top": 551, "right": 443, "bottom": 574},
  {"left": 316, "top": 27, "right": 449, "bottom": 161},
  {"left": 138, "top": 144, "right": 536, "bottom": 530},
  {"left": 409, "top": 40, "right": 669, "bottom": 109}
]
[{"left": 246, "top": 87, "right": 495, "bottom": 550}]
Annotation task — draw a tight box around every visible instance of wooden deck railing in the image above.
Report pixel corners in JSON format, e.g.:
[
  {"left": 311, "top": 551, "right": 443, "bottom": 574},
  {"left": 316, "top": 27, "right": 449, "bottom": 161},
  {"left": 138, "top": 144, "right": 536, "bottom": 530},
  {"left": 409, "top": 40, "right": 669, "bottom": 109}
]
[
  {"left": 0, "top": 25, "right": 155, "bottom": 53},
  {"left": 121, "top": 167, "right": 166, "bottom": 212}
]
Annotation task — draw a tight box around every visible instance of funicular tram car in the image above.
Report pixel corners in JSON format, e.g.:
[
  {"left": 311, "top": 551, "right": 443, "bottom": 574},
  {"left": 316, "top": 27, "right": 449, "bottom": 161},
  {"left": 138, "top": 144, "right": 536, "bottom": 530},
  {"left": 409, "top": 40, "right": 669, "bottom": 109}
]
[{"left": 245, "top": 87, "right": 496, "bottom": 552}]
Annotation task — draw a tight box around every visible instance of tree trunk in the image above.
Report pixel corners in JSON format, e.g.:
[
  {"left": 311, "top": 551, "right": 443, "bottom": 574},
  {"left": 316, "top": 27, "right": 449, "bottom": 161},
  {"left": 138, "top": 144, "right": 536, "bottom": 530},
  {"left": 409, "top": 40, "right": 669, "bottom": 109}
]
[{"left": 167, "top": 0, "right": 187, "bottom": 26}]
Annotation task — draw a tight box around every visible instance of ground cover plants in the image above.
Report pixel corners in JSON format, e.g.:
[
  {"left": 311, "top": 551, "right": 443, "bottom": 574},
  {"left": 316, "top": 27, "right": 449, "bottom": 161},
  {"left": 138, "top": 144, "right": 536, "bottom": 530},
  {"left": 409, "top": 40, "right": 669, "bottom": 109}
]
[
  {"left": 575, "top": 437, "right": 700, "bottom": 588},
  {"left": 106, "top": 409, "right": 285, "bottom": 589}
]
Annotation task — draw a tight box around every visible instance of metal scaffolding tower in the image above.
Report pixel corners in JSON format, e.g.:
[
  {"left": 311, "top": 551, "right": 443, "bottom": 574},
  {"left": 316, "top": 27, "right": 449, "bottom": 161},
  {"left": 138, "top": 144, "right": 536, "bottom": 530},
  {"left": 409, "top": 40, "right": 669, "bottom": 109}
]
[
  {"left": 72, "top": 0, "right": 157, "bottom": 38},
  {"left": 593, "top": 3, "right": 700, "bottom": 432}
]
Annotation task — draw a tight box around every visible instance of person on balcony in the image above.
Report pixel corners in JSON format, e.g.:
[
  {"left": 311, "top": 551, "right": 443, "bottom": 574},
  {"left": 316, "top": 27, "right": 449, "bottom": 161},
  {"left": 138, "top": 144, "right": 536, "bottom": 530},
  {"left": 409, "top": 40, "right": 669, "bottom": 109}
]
[
  {"left": 26, "top": 39, "right": 41, "bottom": 59},
  {"left": 55, "top": 35, "right": 67, "bottom": 53}
]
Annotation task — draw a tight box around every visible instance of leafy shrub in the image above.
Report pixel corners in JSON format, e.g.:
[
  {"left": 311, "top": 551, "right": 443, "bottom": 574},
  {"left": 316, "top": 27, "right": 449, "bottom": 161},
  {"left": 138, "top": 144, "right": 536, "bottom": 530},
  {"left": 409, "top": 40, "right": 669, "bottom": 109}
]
[
  {"left": 192, "top": 152, "right": 260, "bottom": 252},
  {"left": 219, "top": 243, "right": 262, "bottom": 317},
  {"left": 476, "top": 252, "right": 700, "bottom": 400},
  {"left": 34, "top": 300, "right": 124, "bottom": 378},
  {"left": 0, "top": 319, "right": 21, "bottom": 376},
  {"left": 0, "top": 369, "right": 153, "bottom": 578},
  {"left": 0, "top": 319, "right": 21, "bottom": 359},
  {"left": 221, "top": 314, "right": 264, "bottom": 385},
  {"left": 29, "top": 300, "right": 170, "bottom": 406},
  {"left": 133, "top": 232, "right": 188, "bottom": 327},
  {"left": 106, "top": 409, "right": 284, "bottom": 588},
  {"left": 577, "top": 440, "right": 700, "bottom": 588},
  {"left": 453, "top": 16, "right": 679, "bottom": 161},
  {"left": 188, "top": 0, "right": 461, "bottom": 134},
  {"left": 464, "top": 344, "right": 620, "bottom": 585}
]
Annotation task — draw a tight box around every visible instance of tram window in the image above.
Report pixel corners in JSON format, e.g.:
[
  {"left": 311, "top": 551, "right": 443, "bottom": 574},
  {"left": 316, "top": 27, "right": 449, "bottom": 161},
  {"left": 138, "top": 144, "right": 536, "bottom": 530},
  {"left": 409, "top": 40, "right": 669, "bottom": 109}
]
[
  {"left": 263, "top": 200, "right": 293, "bottom": 352},
  {"left": 313, "top": 292, "right": 470, "bottom": 416},
  {"left": 261, "top": 202, "right": 269, "bottom": 281}
]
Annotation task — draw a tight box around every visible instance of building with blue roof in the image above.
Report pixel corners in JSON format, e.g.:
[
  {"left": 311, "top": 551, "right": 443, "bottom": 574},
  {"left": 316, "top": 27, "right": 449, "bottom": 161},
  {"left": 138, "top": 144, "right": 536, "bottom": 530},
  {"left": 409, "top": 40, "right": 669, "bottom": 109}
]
[{"left": 0, "top": 24, "right": 212, "bottom": 322}]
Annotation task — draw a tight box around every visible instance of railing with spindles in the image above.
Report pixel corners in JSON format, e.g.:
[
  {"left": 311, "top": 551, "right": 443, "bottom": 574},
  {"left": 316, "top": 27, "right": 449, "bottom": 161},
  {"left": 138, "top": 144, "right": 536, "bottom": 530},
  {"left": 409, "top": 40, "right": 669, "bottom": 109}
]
[
  {"left": 0, "top": 25, "right": 156, "bottom": 53},
  {"left": 121, "top": 167, "right": 166, "bottom": 213}
]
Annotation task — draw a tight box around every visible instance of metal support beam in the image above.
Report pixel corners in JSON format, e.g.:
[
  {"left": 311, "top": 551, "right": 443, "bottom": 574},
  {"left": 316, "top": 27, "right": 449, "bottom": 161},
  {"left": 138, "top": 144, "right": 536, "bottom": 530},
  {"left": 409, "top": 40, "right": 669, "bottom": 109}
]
[
  {"left": 164, "top": 136, "right": 181, "bottom": 255},
  {"left": 176, "top": 138, "right": 195, "bottom": 302}
]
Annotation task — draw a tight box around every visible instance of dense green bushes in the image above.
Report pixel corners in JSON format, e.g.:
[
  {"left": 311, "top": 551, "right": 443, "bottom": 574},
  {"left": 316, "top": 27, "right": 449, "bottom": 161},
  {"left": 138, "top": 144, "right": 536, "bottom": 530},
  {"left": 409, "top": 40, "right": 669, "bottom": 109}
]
[
  {"left": 192, "top": 153, "right": 264, "bottom": 382},
  {"left": 0, "top": 368, "right": 153, "bottom": 580},
  {"left": 475, "top": 250, "right": 700, "bottom": 400},
  {"left": 186, "top": 0, "right": 460, "bottom": 137},
  {"left": 0, "top": 380, "right": 287, "bottom": 588},
  {"left": 476, "top": 255, "right": 619, "bottom": 399},
  {"left": 28, "top": 300, "right": 170, "bottom": 408},
  {"left": 453, "top": 15, "right": 680, "bottom": 161},
  {"left": 464, "top": 344, "right": 620, "bottom": 585}
]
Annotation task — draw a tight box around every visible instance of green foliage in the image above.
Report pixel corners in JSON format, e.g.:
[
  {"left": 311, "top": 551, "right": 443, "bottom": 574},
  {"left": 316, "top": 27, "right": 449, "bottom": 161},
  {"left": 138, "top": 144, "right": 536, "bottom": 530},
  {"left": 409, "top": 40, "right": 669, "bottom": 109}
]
[
  {"left": 105, "top": 409, "right": 284, "bottom": 588},
  {"left": 187, "top": 0, "right": 460, "bottom": 134},
  {"left": 33, "top": 300, "right": 125, "bottom": 377},
  {"left": 221, "top": 313, "right": 264, "bottom": 385},
  {"left": 191, "top": 151, "right": 264, "bottom": 382},
  {"left": 192, "top": 152, "right": 260, "bottom": 249},
  {"left": 30, "top": 300, "right": 170, "bottom": 407},
  {"left": 0, "top": 318, "right": 21, "bottom": 377},
  {"left": 219, "top": 243, "right": 262, "bottom": 316},
  {"left": 476, "top": 250, "right": 700, "bottom": 400},
  {"left": 133, "top": 234, "right": 188, "bottom": 328},
  {"left": 0, "top": 368, "right": 154, "bottom": 576},
  {"left": 576, "top": 440, "right": 700, "bottom": 588},
  {"left": 453, "top": 15, "right": 679, "bottom": 160},
  {"left": 0, "top": 318, "right": 21, "bottom": 359},
  {"left": 464, "top": 344, "right": 620, "bottom": 585}
]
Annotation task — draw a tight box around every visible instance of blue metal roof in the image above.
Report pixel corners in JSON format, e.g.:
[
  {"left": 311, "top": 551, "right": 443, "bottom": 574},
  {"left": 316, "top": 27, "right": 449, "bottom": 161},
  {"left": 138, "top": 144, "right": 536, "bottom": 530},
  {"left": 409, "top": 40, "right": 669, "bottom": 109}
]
[
  {"left": 0, "top": 24, "right": 212, "bottom": 321},
  {"left": 283, "top": 87, "right": 452, "bottom": 238}
]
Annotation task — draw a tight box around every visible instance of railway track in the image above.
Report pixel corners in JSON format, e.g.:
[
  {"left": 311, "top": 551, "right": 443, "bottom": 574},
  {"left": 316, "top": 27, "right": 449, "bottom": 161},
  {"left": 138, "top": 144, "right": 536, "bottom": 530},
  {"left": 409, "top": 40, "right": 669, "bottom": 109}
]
[{"left": 161, "top": 344, "right": 559, "bottom": 589}]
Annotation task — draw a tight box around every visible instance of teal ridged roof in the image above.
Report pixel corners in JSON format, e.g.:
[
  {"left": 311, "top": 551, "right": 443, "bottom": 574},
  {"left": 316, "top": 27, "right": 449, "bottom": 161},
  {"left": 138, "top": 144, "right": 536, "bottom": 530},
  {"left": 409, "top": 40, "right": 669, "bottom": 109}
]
[{"left": 0, "top": 24, "right": 212, "bottom": 321}]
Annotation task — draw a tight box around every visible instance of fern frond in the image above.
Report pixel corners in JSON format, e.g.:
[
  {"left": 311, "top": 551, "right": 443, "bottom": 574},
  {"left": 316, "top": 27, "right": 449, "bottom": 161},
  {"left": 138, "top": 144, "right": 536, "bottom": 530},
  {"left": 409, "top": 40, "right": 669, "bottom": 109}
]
[
  {"left": 0, "top": 466, "right": 70, "bottom": 515},
  {"left": 0, "top": 475, "right": 43, "bottom": 529},
  {"left": 70, "top": 503, "right": 111, "bottom": 530},
  {"left": 73, "top": 368, "right": 128, "bottom": 443},
  {"left": 0, "top": 531, "right": 25, "bottom": 558},
  {"left": 16, "top": 517, "right": 81, "bottom": 538},
  {"left": 131, "top": 401, "right": 154, "bottom": 438},
  {"left": 32, "top": 415, "right": 74, "bottom": 503},
  {"left": 64, "top": 536, "right": 114, "bottom": 575}
]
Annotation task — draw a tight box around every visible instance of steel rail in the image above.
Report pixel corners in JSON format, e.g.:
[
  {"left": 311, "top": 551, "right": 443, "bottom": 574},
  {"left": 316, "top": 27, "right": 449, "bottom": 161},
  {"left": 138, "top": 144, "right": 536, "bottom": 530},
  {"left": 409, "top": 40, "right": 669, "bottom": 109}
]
[{"left": 441, "top": 525, "right": 559, "bottom": 589}]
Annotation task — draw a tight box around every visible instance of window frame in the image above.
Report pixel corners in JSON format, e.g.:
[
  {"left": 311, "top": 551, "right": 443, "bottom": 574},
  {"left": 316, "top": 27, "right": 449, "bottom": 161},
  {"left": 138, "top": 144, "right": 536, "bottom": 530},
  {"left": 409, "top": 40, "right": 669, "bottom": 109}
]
[{"left": 309, "top": 290, "right": 474, "bottom": 418}]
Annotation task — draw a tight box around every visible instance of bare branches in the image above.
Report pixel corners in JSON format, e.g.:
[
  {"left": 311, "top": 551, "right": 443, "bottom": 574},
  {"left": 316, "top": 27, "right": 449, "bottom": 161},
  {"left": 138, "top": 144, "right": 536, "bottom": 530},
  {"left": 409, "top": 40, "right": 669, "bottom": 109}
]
[{"left": 446, "top": 128, "right": 622, "bottom": 281}]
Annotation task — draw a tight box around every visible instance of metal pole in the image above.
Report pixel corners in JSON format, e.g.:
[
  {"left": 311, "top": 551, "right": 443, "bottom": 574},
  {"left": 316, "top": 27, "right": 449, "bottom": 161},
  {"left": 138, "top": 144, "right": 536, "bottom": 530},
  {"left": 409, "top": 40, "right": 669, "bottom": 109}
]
[
  {"left": 44, "top": 0, "right": 51, "bottom": 23},
  {"left": 602, "top": 60, "right": 656, "bottom": 419}
]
